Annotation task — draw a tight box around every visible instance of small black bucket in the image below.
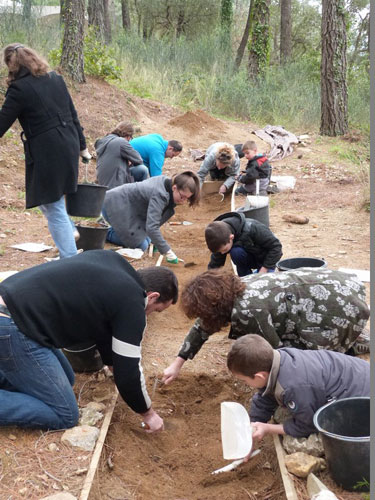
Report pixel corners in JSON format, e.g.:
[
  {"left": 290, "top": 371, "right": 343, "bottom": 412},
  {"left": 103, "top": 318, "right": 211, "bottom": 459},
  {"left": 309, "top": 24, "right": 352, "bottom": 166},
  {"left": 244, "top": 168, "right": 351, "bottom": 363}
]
[
  {"left": 62, "top": 342, "right": 104, "bottom": 373},
  {"left": 75, "top": 223, "right": 109, "bottom": 251},
  {"left": 66, "top": 183, "right": 108, "bottom": 218},
  {"left": 313, "top": 397, "right": 370, "bottom": 491},
  {"left": 236, "top": 205, "right": 270, "bottom": 228},
  {"left": 277, "top": 257, "right": 327, "bottom": 271}
]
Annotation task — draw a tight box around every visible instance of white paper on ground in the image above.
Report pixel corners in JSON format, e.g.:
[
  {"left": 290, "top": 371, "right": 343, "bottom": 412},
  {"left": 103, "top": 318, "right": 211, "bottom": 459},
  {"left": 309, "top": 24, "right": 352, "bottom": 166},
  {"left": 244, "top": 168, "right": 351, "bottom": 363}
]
[
  {"left": 11, "top": 243, "right": 53, "bottom": 252},
  {"left": 338, "top": 268, "right": 370, "bottom": 282},
  {"left": 0, "top": 271, "right": 18, "bottom": 282},
  {"left": 116, "top": 248, "right": 144, "bottom": 259}
]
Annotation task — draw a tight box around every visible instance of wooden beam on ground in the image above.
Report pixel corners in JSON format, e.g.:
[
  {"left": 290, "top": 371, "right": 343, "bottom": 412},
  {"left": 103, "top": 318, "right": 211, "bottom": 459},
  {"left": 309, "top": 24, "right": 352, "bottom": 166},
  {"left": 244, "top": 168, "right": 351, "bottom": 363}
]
[
  {"left": 148, "top": 244, "right": 154, "bottom": 258},
  {"left": 79, "top": 388, "right": 119, "bottom": 500},
  {"left": 272, "top": 434, "right": 299, "bottom": 500},
  {"left": 230, "top": 181, "right": 238, "bottom": 275},
  {"left": 79, "top": 247, "right": 164, "bottom": 499}
]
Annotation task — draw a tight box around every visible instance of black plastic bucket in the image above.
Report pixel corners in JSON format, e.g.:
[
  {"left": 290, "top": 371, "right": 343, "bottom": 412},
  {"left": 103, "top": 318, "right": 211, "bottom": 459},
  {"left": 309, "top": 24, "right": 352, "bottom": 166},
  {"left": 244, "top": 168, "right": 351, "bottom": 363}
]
[
  {"left": 62, "top": 342, "right": 104, "bottom": 373},
  {"left": 75, "top": 223, "right": 109, "bottom": 251},
  {"left": 277, "top": 257, "right": 327, "bottom": 271},
  {"left": 66, "top": 183, "right": 108, "bottom": 218},
  {"left": 313, "top": 397, "right": 370, "bottom": 491},
  {"left": 236, "top": 205, "right": 270, "bottom": 228}
]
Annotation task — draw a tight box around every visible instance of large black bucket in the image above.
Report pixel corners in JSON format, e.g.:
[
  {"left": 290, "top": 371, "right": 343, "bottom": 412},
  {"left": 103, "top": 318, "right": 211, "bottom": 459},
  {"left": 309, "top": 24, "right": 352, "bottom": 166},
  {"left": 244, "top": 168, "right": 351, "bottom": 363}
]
[
  {"left": 236, "top": 205, "right": 270, "bottom": 228},
  {"left": 62, "top": 342, "right": 104, "bottom": 373},
  {"left": 66, "top": 183, "right": 108, "bottom": 218},
  {"left": 277, "top": 257, "right": 327, "bottom": 271},
  {"left": 75, "top": 222, "right": 109, "bottom": 251},
  {"left": 313, "top": 397, "right": 370, "bottom": 491}
]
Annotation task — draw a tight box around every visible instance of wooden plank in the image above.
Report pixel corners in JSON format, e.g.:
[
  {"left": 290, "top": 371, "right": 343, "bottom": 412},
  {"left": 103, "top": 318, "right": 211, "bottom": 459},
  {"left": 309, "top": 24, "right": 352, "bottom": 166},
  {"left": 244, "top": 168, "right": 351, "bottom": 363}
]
[
  {"left": 79, "top": 237, "right": 165, "bottom": 500},
  {"left": 201, "top": 180, "right": 223, "bottom": 196},
  {"left": 272, "top": 434, "right": 299, "bottom": 500},
  {"left": 230, "top": 181, "right": 239, "bottom": 276},
  {"left": 148, "top": 243, "right": 154, "bottom": 258},
  {"left": 79, "top": 388, "right": 119, "bottom": 500}
]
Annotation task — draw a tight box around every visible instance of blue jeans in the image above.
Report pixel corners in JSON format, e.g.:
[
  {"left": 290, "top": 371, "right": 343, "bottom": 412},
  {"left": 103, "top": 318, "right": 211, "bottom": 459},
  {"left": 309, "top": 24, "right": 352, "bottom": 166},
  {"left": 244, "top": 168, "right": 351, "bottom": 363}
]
[
  {"left": 0, "top": 316, "right": 78, "bottom": 429},
  {"left": 230, "top": 246, "right": 275, "bottom": 277},
  {"left": 130, "top": 165, "right": 149, "bottom": 182},
  {"left": 39, "top": 195, "right": 77, "bottom": 258},
  {"left": 102, "top": 208, "right": 150, "bottom": 250}
]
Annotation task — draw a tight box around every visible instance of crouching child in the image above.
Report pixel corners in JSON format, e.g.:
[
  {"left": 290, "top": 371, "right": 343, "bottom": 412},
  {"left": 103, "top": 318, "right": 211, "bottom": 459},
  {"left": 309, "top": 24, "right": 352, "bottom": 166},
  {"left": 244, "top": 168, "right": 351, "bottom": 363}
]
[
  {"left": 235, "top": 141, "right": 271, "bottom": 196},
  {"left": 227, "top": 334, "right": 370, "bottom": 443}
]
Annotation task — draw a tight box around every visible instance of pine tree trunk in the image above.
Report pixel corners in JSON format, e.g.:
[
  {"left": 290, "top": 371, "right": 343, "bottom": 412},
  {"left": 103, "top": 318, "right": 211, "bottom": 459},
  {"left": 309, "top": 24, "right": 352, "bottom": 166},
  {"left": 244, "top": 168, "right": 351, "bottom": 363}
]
[
  {"left": 103, "top": 0, "right": 112, "bottom": 44},
  {"left": 23, "top": 0, "right": 32, "bottom": 23},
  {"left": 320, "top": 0, "right": 348, "bottom": 136},
  {"left": 61, "top": 0, "right": 85, "bottom": 83},
  {"left": 220, "top": 0, "right": 233, "bottom": 49},
  {"left": 234, "top": 0, "right": 254, "bottom": 71},
  {"left": 280, "top": 0, "right": 292, "bottom": 64},
  {"left": 248, "top": 0, "right": 270, "bottom": 79},
  {"left": 121, "top": 0, "right": 131, "bottom": 31},
  {"left": 88, "top": 0, "right": 106, "bottom": 41}
]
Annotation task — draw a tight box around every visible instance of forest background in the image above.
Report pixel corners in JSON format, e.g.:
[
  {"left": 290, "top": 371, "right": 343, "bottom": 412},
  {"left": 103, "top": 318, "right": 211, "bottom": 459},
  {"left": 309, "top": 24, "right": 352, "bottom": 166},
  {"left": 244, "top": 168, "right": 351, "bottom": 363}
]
[{"left": 0, "top": 0, "right": 370, "bottom": 206}]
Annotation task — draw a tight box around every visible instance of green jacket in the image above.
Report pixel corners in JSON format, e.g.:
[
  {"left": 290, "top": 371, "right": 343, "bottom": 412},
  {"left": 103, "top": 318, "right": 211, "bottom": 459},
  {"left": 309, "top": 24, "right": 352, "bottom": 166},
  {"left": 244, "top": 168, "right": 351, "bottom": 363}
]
[{"left": 178, "top": 268, "right": 369, "bottom": 359}]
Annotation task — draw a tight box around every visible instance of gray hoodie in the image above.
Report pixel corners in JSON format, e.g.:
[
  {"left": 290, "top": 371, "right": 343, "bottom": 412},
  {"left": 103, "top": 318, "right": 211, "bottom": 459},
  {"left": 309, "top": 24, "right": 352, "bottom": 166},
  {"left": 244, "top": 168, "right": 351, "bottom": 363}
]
[{"left": 95, "top": 134, "right": 143, "bottom": 189}]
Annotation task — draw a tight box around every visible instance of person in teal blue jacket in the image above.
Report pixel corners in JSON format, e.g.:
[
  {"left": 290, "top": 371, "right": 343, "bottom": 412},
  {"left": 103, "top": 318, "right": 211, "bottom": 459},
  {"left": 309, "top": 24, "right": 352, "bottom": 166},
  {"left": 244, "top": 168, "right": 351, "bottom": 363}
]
[{"left": 130, "top": 134, "right": 182, "bottom": 176}]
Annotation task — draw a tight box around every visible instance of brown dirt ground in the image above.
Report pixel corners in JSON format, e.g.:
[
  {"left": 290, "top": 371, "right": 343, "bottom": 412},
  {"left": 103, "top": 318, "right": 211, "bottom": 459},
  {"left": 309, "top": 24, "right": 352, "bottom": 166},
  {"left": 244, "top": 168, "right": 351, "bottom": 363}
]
[{"left": 0, "top": 76, "right": 370, "bottom": 500}]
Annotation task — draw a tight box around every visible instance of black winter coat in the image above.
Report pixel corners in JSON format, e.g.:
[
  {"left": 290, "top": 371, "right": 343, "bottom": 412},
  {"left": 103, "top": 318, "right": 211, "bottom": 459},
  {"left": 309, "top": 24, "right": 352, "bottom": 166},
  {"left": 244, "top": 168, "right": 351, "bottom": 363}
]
[
  {"left": 238, "top": 155, "right": 271, "bottom": 185},
  {"left": 207, "top": 212, "right": 282, "bottom": 270},
  {"left": 0, "top": 68, "right": 86, "bottom": 208}
]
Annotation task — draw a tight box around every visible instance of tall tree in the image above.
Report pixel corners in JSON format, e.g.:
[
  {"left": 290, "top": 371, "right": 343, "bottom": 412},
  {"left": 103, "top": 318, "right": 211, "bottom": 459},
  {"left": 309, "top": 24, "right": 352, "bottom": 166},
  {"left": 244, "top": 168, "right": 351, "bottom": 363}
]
[
  {"left": 248, "top": 0, "right": 271, "bottom": 78},
  {"left": 61, "top": 0, "right": 85, "bottom": 83},
  {"left": 220, "top": 0, "right": 233, "bottom": 48},
  {"left": 103, "top": 0, "right": 112, "bottom": 44},
  {"left": 320, "top": 0, "right": 348, "bottom": 136},
  {"left": 234, "top": 0, "right": 254, "bottom": 71},
  {"left": 121, "top": 0, "right": 131, "bottom": 31},
  {"left": 88, "top": 0, "right": 105, "bottom": 41},
  {"left": 22, "top": 0, "right": 32, "bottom": 23},
  {"left": 280, "top": 0, "right": 292, "bottom": 63},
  {"left": 60, "top": 0, "right": 66, "bottom": 25}
]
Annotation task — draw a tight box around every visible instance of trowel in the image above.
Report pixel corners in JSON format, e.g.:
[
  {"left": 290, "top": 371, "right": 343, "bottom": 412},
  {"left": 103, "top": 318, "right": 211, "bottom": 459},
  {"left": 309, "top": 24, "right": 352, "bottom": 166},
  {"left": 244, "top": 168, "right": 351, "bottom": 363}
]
[{"left": 211, "top": 401, "right": 260, "bottom": 474}]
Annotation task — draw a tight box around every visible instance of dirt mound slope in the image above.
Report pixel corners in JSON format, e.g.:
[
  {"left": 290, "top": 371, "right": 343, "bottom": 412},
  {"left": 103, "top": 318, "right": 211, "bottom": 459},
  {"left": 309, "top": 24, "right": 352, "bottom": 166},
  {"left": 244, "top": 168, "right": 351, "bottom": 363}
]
[{"left": 168, "top": 109, "right": 227, "bottom": 135}]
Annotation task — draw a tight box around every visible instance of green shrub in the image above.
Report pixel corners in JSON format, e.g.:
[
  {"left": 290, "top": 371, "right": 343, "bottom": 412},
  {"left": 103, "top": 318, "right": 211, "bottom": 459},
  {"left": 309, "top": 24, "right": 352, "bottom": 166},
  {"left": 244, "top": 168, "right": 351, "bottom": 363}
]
[{"left": 49, "top": 27, "right": 122, "bottom": 81}]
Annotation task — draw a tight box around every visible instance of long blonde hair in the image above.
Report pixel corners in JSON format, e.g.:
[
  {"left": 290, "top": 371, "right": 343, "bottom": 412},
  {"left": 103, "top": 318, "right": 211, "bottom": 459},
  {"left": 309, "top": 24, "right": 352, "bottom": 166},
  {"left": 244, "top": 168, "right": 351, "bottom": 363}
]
[{"left": 3, "top": 43, "right": 49, "bottom": 85}]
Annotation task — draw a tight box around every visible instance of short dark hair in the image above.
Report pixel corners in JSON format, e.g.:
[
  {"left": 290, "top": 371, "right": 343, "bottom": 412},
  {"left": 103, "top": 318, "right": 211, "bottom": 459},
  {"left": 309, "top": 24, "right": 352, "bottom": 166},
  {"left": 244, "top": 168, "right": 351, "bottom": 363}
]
[
  {"left": 227, "top": 335, "right": 274, "bottom": 377},
  {"left": 168, "top": 140, "right": 183, "bottom": 152},
  {"left": 205, "top": 221, "right": 232, "bottom": 252},
  {"left": 172, "top": 170, "right": 200, "bottom": 207},
  {"left": 137, "top": 266, "right": 178, "bottom": 304}
]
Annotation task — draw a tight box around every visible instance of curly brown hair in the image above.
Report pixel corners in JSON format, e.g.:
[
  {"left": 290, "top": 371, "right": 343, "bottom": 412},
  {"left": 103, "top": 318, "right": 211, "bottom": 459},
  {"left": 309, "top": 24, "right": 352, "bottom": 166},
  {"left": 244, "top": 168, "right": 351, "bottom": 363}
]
[
  {"left": 180, "top": 269, "right": 246, "bottom": 333},
  {"left": 4, "top": 43, "right": 49, "bottom": 85}
]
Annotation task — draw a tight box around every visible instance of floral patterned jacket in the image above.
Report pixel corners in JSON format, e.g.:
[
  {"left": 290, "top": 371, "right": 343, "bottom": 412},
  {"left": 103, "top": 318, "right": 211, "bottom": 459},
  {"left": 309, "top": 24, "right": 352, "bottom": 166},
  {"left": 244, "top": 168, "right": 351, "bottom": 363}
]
[{"left": 178, "top": 268, "right": 369, "bottom": 360}]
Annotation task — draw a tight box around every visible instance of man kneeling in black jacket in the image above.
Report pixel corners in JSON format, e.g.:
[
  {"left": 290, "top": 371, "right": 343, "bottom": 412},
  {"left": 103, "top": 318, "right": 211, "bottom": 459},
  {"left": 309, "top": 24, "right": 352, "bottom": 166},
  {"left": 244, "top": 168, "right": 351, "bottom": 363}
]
[{"left": 205, "top": 211, "right": 282, "bottom": 277}]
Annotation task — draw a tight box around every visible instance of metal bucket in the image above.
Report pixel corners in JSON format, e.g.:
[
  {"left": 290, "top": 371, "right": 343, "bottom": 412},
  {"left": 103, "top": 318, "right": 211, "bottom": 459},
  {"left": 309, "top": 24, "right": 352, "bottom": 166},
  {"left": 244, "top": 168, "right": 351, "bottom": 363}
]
[
  {"left": 62, "top": 342, "right": 104, "bottom": 373},
  {"left": 236, "top": 205, "right": 270, "bottom": 228},
  {"left": 75, "top": 223, "right": 109, "bottom": 251},
  {"left": 313, "top": 397, "right": 370, "bottom": 491},
  {"left": 277, "top": 257, "right": 327, "bottom": 271},
  {"left": 66, "top": 183, "right": 108, "bottom": 218}
]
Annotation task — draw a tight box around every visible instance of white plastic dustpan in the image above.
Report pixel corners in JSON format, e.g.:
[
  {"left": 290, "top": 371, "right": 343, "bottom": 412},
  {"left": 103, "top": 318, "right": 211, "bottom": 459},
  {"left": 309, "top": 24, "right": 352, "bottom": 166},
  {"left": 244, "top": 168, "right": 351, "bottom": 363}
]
[{"left": 221, "top": 401, "right": 252, "bottom": 460}]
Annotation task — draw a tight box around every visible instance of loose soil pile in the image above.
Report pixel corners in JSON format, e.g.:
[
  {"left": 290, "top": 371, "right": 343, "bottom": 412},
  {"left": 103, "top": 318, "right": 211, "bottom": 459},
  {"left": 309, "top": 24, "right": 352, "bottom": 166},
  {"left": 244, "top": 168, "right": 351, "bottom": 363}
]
[{"left": 0, "top": 76, "right": 370, "bottom": 500}]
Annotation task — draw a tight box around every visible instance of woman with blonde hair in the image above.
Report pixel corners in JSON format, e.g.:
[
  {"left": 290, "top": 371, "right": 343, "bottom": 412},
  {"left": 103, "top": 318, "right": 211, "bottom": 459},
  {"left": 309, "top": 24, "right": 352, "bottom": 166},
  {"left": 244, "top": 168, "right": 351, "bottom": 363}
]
[
  {"left": 0, "top": 43, "right": 90, "bottom": 258},
  {"left": 196, "top": 142, "right": 240, "bottom": 195},
  {"left": 102, "top": 170, "right": 200, "bottom": 263}
]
